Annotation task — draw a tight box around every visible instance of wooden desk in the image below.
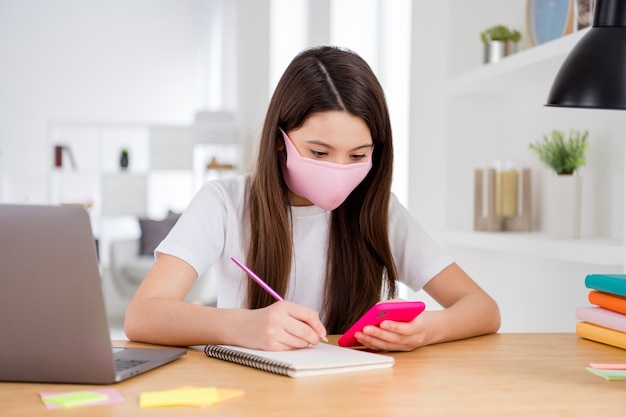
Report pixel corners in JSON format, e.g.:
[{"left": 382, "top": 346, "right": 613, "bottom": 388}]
[{"left": 2, "top": 333, "right": 626, "bottom": 416}]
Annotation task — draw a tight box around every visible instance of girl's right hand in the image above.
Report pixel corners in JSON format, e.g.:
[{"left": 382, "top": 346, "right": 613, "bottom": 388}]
[{"left": 235, "top": 301, "right": 327, "bottom": 351}]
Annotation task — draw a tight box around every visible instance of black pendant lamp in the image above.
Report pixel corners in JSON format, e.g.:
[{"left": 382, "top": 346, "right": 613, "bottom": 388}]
[{"left": 546, "top": 0, "right": 626, "bottom": 110}]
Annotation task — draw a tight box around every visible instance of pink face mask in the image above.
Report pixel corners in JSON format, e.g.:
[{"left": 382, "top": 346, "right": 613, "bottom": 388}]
[{"left": 279, "top": 129, "right": 372, "bottom": 211}]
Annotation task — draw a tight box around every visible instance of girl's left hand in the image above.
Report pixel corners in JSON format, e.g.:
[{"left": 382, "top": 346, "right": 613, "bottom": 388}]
[
  {"left": 354, "top": 263, "right": 501, "bottom": 351},
  {"left": 353, "top": 311, "right": 430, "bottom": 352}
]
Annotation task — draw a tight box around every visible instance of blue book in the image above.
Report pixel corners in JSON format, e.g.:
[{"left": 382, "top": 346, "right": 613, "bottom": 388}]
[{"left": 585, "top": 274, "right": 626, "bottom": 298}]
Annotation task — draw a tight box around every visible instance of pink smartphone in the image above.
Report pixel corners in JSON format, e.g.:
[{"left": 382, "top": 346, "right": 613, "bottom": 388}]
[{"left": 337, "top": 301, "right": 426, "bottom": 348}]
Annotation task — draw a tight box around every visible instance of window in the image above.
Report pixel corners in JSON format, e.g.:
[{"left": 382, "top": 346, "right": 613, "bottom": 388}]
[{"left": 270, "top": 0, "right": 412, "bottom": 205}]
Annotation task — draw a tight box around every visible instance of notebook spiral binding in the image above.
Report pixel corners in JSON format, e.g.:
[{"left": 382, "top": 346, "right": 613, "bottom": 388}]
[{"left": 204, "top": 345, "right": 292, "bottom": 376}]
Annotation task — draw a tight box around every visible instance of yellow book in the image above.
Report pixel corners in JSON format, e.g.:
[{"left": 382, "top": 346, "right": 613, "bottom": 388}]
[{"left": 576, "top": 321, "right": 626, "bottom": 350}]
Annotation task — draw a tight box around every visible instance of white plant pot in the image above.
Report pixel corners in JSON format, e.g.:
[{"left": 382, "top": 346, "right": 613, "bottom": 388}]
[{"left": 544, "top": 174, "right": 582, "bottom": 239}]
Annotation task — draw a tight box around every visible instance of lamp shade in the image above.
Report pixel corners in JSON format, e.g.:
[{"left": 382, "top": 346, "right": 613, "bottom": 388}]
[{"left": 546, "top": 0, "right": 626, "bottom": 110}]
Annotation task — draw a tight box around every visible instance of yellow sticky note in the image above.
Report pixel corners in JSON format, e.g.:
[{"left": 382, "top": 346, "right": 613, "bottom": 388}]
[
  {"left": 43, "top": 391, "right": 109, "bottom": 408},
  {"left": 215, "top": 388, "right": 245, "bottom": 404},
  {"left": 171, "top": 386, "right": 244, "bottom": 407},
  {"left": 140, "top": 387, "right": 218, "bottom": 408}
]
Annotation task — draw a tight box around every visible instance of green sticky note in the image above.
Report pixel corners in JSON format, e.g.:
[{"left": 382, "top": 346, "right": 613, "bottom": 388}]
[
  {"left": 43, "top": 391, "right": 109, "bottom": 408},
  {"left": 586, "top": 367, "right": 626, "bottom": 381}
]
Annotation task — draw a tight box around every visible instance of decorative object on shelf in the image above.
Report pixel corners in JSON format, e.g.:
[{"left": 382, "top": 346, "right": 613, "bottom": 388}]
[
  {"left": 545, "top": 173, "right": 582, "bottom": 238},
  {"left": 494, "top": 161, "right": 520, "bottom": 218},
  {"left": 545, "top": 0, "right": 626, "bottom": 110},
  {"left": 474, "top": 163, "right": 532, "bottom": 232},
  {"left": 526, "top": 0, "right": 575, "bottom": 46},
  {"left": 119, "top": 148, "right": 129, "bottom": 170},
  {"left": 60, "top": 201, "right": 94, "bottom": 209},
  {"left": 206, "top": 156, "right": 235, "bottom": 171},
  {"left": 575, "top": 0, "right": 596, "bottom": 30},
  {"left": 480, "top": 25, "right": 522, "bottom": 64},
  {"left": 529, "top": 129, "right": 589, "bottom": 238},
  {"left": 53, "top": 145, "right": 76, "bottom": 170},
  {"left": 54, "top": 145, "right": 63, "bottom": 167}
]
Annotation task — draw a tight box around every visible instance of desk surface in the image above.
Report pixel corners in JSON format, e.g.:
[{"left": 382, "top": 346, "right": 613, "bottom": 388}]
[{"left": 2, "top": 333, "right": 626, "bottom": 416}]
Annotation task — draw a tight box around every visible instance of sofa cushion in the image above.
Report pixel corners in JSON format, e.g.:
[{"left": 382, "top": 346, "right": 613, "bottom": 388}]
[{"left": 138, "top": 216, "right": 179, "bottom": 256}]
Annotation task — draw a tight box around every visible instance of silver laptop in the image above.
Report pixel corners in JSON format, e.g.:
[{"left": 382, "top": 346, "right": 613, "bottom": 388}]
[{"left": 0, "top": 204, "right": 186, "bottom": 384}]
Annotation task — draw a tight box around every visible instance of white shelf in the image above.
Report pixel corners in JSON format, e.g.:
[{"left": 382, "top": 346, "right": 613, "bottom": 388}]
[
  {"left": 439, "top": 229, "right": 623, "bottom": 267},
  {"left": 446, "top": 28, "right": 589, "bottom": 95},
  {"left": 440, "top": 22, "right": 623, "bottom": 268}
]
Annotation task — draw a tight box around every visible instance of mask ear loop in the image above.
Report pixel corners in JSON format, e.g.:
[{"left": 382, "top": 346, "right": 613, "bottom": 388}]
[
  {"left": 277, "top": 129, "right": 297, "bottom": 240},
  {"left": 278, "top": 127, "right": 290, "bottom": 146},
  {"left": 277, "top": 128, "right": 289, "bottom": 162}
]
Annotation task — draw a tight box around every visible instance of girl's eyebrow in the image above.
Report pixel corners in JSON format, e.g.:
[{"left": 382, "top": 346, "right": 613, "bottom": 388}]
[{"left": 304, "top": 140, "right": 373, "bottom": 152}]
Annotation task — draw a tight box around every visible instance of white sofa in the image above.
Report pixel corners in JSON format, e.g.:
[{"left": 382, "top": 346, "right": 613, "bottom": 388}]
[{"left": 109, "top": 238, "right": 217, "bottom": 306}]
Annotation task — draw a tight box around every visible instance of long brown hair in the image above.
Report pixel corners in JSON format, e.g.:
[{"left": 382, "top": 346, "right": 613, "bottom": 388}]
[{"left": 246, "top": 46, "right": 397, "bottom": 333}]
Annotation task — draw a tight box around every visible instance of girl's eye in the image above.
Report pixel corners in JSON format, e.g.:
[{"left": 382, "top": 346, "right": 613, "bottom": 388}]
[
  {"left": 350, "top": 154, "right": 367, "bottom": 161},
  {"left": 309, "top": 149, "right": 328, "bottom": 158}
]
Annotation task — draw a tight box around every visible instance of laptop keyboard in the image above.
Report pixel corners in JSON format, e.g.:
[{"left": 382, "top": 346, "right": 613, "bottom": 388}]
[
  {"left": 112, "top": 348, "right": 149, "bottom": 371},
  {"left": 114, "top": 358, "right": 149, "bottom": 371}
]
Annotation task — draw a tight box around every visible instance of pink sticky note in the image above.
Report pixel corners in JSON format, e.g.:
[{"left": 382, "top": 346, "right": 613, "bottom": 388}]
[{"left": 589, "top": 363, "right": 626, "bottom": 370}]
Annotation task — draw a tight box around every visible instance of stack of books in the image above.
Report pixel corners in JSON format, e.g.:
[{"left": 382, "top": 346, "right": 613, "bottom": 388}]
[{"left": 576, "top": 274, "right": 626, "bottom": 349}]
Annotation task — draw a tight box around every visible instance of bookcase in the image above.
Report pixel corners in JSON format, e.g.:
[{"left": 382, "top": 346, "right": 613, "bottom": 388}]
[{"left": 48, "top": 114, "right": 239, "bottom": 265}]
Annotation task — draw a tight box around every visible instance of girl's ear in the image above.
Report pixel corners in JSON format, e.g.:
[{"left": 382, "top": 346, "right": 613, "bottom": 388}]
[{"left": 276, "top": 131, "right": 286, "bottom": 152}]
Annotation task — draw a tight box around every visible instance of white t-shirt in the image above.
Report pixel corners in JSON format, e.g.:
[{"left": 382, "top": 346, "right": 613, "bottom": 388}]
[{"left": 156, "top": 174, "right": 453, "bottom": 313}]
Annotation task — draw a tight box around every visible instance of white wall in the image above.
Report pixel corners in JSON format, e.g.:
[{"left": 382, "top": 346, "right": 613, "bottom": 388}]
[
  {"left": 0, "top": 0, "right": 210, "bottom": 203},
  {"left": 408, "top": 0, "right": 449, "bottom": 231},
  {"left": 234, "top": 0, "right": 270, "bottom": 171}
]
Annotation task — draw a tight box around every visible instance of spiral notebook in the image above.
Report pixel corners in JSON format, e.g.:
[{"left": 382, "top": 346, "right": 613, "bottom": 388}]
[{"left": 203, "top": 342, "right": 394, "bottom": 378}]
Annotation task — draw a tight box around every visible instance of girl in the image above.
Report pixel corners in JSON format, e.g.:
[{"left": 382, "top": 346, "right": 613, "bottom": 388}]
[{"left": 125, "top": 46, "right": 500, "bottom": 351}]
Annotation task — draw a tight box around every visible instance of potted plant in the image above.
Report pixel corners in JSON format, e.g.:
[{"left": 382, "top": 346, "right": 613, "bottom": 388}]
[
  {"left": 480, "top": 24, "right": 522, "bottom": 64},
  {"left": 119, "top": 148, "right": 129, "bottom": 170},
  {"left": 529, "top": 129, "right": 589, "bottom": 238},
  {"left": 529, "top": 129, "right": 588, "bottom": 175}
]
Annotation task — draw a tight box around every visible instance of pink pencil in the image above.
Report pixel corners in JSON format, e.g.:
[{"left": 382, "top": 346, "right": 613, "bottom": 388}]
[
  {"left": 230, "top": 256, "right": 328, "bottom": 343},
  {"left": 231, "top": 256, "right": 283, "bottom": 301}
]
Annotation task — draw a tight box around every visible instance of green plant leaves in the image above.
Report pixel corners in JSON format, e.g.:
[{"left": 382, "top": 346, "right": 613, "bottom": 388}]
[
  {"left": 480, "top": 25, "right": 522, "bottom": 43},
  {"left": 528, "top": 129, "right": 589, "bottom": 175}
]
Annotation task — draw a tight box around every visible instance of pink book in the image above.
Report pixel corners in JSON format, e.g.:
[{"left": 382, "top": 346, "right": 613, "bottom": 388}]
[{"left": 576, "top": 306, "right": 626, "bottom": 333}]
